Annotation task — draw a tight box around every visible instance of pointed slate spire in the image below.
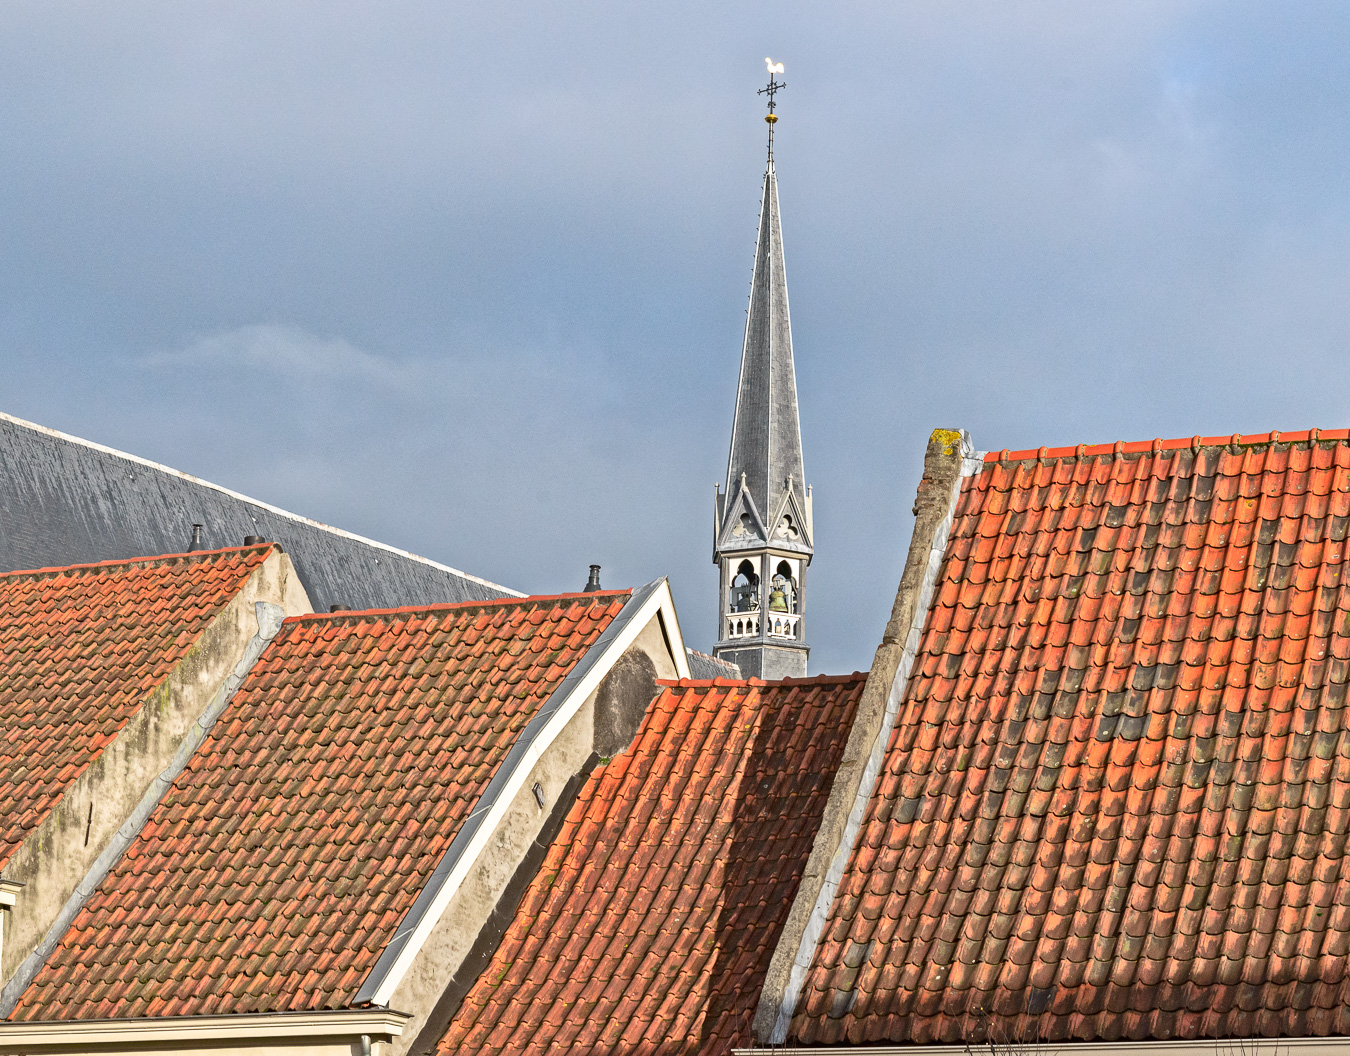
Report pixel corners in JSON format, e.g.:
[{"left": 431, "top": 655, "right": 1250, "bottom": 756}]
[
  {"left": 712, "top": 67, "right": 813, "bottom": 681},
  {"left": 724, "top": 158, "right": 806, "bottom": 527}
]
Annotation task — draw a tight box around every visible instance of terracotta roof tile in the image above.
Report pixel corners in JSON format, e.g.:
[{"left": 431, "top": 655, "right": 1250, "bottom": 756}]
[
  {"left": 0, "top": 546, "right": 273, "bottom": 873},
  {"left": 10, "top": 590, "right": 631, "bottom": 1021},
  {"left": 436, "top": 674, "right": 866, "bottom": 1055},
  {"left": 793, "top": 432, "right": 1350, "bottom": 1045}
]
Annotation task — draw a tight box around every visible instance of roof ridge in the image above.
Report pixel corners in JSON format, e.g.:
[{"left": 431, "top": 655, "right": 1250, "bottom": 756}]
[
  {"left": 0, "top": 409, "right": 525, "bottom": 599},
  {"left": 281, "top": 589, "right": 635, "bottom": 624},
  {"left": 657, "top": 672, "right": 867, "bottom": 689},
  {"left": 0, "top": 544, "right": 275, "bottom": 581},
  {"left": 986, "top": 426, "right": 1350, "bottom": 464}
]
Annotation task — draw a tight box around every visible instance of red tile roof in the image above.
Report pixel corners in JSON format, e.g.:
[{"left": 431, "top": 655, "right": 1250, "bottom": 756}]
[
  {"left": 438, "top": 674, "right": 866, "bottom": 1056},
  {"left": 793, "top": 432, "right": 1350, "bottom": 1045},
  {"left": 0, "top": 546, "right": 274, "bottom": 873},
  {"left": 10, "top": 591, "right": 632, "bottom": 1021}
]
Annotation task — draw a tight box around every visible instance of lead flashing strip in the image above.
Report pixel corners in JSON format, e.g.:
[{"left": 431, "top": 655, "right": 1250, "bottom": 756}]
[
  {"left": 0, "top": 598, "right": 288, "bottom": 1016},
  {"left": 763, "top": 431, "right": 980, "bottom": 1045},
  {"left": 0, "top": 410, "right": 523, "bottom": 599},
  {"left": 354, "top": 578, "right": 687, "bottom": 1007},
  {"left": 0, "top": 1008, "right": 409, "bottom": 1046}
]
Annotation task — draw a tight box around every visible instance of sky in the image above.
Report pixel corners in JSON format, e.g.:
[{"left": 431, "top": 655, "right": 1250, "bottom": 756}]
[{"left": 4, "top": 2, "right": 1350, "bottom": 673}]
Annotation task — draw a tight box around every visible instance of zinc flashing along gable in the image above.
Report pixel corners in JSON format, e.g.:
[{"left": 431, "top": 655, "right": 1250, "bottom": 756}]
[
  {"left": 0, "top": 545, "right": 311, "bottom": 999},
  {"left": 7, "top": 581, "right": 688, "bottom": 1054}
]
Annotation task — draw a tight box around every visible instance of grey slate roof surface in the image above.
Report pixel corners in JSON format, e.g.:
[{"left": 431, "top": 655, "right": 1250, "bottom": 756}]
[
  {"left": 0, "top": 412, "right": 520, "bottom": 611},
  {"left": 725, "top": 160, "right": 806, "bottom": 524},
  {"left": 685, "top": 648, "right": 741, "bottom": 680}
]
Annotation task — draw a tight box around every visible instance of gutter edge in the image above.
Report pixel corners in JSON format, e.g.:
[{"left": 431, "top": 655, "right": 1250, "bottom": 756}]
[{"left": 0, "top": 1008, "right": 410, "bottom": 1046}]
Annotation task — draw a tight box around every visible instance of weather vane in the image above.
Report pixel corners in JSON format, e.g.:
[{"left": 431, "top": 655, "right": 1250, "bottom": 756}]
[{"left": 759, "top": 57, "right": 785, "bottom": 165}]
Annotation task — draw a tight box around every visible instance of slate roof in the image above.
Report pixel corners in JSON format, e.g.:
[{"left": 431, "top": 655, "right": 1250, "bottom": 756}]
[
  {"left": 10, "top": 591, "right": 632, "bottom": 1020},
  {"left": 0, "top": 411, "right": 518, "bottom": 612},
  {"left": 437, "top": 674, "right": 865, "bottom": 1055},
  {"left": 686, "top": 647, "right": 742, "bottom": 680},
  {"left": 0, "top": 545, "right": 274, "bottom": 873},
  {"left": 793, "top": 429, "right": 1350, "bottom": 1045},
  {"left": 724, "top": 161, "right": 807, "bottom": 531}
]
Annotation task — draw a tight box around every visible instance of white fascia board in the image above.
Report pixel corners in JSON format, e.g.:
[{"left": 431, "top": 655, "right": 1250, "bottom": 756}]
[
  {"left": 0, "top": 410, "right": 523, "bottom": 599},
  {"left": 655, "top": 580, "right": 692, "bottom": 680},
  {"left": 0, "top": 1008, "right": 409, "bottom": 1046},
  {"left": 358, "top": 578, "right": 685, "bottom": 1006},
  {"left": 736, "top": 1039, "right": 1350, "bottom": 1056}
]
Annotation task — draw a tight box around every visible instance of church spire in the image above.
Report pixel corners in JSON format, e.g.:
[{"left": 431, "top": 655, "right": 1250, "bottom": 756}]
[
  {"left": 712, "top": 60, "right": 813, "bottom": 681},
  {"left": 725, "top": 139, "right": 804, "bottom": 526}
]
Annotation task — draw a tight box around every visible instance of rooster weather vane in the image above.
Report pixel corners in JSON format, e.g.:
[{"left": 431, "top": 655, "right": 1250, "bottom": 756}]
[{"left": 759, "top": 57, "right": 785, "bottom": 164}]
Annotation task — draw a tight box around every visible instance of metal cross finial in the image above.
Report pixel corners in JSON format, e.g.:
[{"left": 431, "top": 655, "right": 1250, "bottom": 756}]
[{"left": 759, "top": 58, "right": 785, "bottom": 164}]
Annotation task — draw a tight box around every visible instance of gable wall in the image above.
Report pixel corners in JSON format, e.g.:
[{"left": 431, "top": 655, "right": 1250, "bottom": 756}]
[
  {"left": 385, "top": 613, "right": 680, "bottom": 1055},
  {"left": 0, "top": 551, "right": 311, "bottom": 997}
]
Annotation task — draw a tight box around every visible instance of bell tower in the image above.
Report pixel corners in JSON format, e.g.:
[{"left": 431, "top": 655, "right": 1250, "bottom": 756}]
[{"left": 712, "top": 60, "right": 812, "bottom": 680}]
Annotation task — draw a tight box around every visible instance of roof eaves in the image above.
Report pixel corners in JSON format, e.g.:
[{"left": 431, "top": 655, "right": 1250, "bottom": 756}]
[
  {"left": 734, "top": 1040, "right": 1350, "bottom": 1056},
  {"left": 0, "top": 410, "right": 524, "bottom": 599},
  {"left": 0, "top": 1009, "right": 410, "bottom": 1048},
  {"left": 353, "top": 578, "right": 684, "bottom": 1007}
]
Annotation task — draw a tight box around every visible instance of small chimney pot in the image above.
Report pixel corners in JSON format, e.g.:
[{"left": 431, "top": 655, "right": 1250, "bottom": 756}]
[
  {"left": 188, "top": 524, "right": 204, "bottom": 552},
  {"left": 329, "top": 604, "right": 351, "bottom": 613},
  {"left": 243, "top": 535, "right": 265, "bottom": 546},
  {"left": 583, "top": 565, "right": 602, "bottom": 593}
]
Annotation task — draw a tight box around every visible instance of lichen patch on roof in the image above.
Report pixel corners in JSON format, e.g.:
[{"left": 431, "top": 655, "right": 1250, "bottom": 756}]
[
  {"left": 793, "top": 433, "right": 1350, "bottom": 1045},
  {"left": 0, "top": 546, "right": 274, "bottom": 872},
  {"left": 10, "top": 591, "right": 631, "bottom": 1021}
]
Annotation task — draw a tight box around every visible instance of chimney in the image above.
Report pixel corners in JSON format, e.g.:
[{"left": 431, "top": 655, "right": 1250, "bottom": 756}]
[
  {"left": 243, "top": 535, "right": 265, "bottom": 546},
  {"left": 583, "top": 565, "right": 602, "bottom": 592},
  {"left": 329, "top": 604, "right": 351, "bottom": 613},
  {"left": 188, "top": 524, "right": 204, "bottom": 552}
]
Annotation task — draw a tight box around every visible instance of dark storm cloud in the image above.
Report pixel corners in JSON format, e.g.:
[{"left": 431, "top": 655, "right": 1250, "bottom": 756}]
[{"left": 3, "top": 1, "right": 1350, "bottom": 671}]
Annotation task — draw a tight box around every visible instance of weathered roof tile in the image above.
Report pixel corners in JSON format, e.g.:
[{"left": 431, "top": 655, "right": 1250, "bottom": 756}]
[
  {"left": 0, "top": 546, "right": 273, "bottom": 873},
  {"left": 792, "top": 431, "right": 1350, "bottom": 1045},
  {"left": 436, "top": 674, "right": 865, "bottom": 1055},
  {"left": 11, "top": 591, "right": 631, "bottom": 1020}
]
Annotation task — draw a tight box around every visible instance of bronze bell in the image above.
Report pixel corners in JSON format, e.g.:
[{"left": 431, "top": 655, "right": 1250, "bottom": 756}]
[{"left": 768, "top": 587, "right": 788, "bottom": 612}]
